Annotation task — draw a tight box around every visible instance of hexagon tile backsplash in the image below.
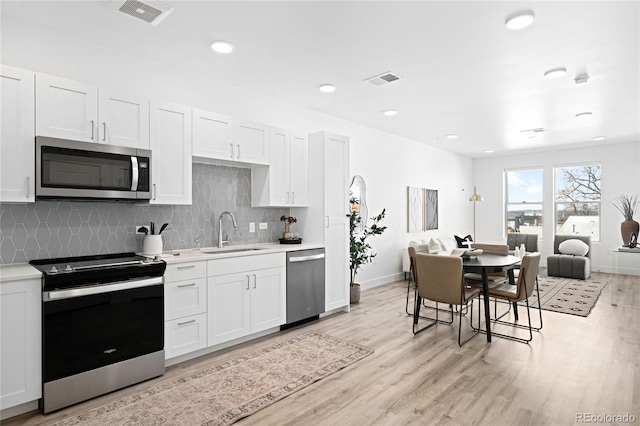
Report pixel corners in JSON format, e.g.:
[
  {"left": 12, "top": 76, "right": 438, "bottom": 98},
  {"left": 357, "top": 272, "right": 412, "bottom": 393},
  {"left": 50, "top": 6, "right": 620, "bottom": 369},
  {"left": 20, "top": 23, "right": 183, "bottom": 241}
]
[{"left": 0, "top": 163, "right": 290, "bottom": 264}]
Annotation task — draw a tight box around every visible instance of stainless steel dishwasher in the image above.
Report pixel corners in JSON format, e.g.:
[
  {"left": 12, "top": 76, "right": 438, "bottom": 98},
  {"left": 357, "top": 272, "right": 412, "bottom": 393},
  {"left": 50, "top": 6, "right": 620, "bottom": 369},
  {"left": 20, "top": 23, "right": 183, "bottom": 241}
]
[{"left": 285, "top": 248, "right": 326, "bottom": 326}]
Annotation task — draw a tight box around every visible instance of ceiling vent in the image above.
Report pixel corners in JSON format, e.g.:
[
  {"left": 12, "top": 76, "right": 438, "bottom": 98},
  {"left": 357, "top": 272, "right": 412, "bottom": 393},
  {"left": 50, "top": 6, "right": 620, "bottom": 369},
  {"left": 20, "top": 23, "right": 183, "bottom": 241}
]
[
  {"left": 111, "top": 0, "right": 173, "bottom": 26},
  {"left": 365, "top": 72, "right": 402, "bottom": 87}
]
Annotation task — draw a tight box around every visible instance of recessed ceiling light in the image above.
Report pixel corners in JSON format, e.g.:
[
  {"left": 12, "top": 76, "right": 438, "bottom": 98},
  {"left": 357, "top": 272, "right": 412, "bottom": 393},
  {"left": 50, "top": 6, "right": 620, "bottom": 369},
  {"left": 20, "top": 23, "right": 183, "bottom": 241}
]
[
  {"left": 593, "top": 136, "right": 606, "bottom": 141},
  {"left": 575, "top": 112, "right": 593, "bottom": 118},
  {"left": 505, "top": 10, "right": 535, "bottom": 30},
  {"left": 210, "top": 41, "right": 234, "bottom": 54},
  {"left": 544, "top": 68, "right": 567, "bottom": 79},
  {"left": 319, "top": 84, "right": 336, "bottom": 93},
  {"left": 446, "top": 134, "right": 458, "bottom": 139},
  {"left": 383, "top": 110, "right": 398, "bottom": 117},
  {"left": 485, "top": 150, "right": 494, "bottom": 154}
]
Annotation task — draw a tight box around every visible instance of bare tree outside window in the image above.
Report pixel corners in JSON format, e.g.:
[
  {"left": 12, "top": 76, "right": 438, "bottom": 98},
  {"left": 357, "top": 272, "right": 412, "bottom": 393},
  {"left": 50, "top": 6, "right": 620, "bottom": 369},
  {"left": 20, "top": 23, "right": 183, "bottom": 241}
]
[{"left": 554, "top": 164, "right": 601, "bottom": 241}]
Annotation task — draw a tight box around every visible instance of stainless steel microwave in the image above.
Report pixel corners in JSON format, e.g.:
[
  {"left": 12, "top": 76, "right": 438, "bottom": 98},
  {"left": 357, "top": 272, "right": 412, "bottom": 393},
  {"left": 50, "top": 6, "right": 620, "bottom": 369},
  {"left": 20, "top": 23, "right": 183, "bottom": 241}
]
[{"left": 36, "top": 136, "right": 151, "bottom": 201}]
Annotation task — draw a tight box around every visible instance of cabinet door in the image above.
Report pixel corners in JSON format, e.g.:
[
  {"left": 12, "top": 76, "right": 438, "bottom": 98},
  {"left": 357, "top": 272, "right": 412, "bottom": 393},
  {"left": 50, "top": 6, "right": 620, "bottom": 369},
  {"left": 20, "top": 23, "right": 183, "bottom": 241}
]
[
  {"left": 269, "top": 127, "right": 289, "bottom": 205},
  {"left": 192, "top": 109, "right": 234, "bottom": 160},
  {"left": 98, "top": 89, "right": 149, "bottom": 148},
  {"left": 0, "top": 279, "right": 41, "bottom": 410},
  {"left": 289, "top": 133, "right": 308, "bottom": 207},
  {"left": 149, "top": 100, "right": 192, "bottom": 205},
  {"left": 235, "top": 119, "right": 269, "bottom": 164},
  {"left": 325, "top": 217, "right": 349, "bottom": 311},
  {"left": 250, "top": 267, "right": 286, "bottom": 333},
  {"left": 324, "top": 133, "right": 350, "bottom": 217},
  {"left": 36, "top": 73, "right": 98, "bottom": 142},
  {"left": 207, "top": 273, "right": 251, "bottom": 346},
  {"left": 1, "top": 65, "right": 35, "bottom": 202},
  {"left": 164, "top": 313, "right": 207, "bottom": 359}
]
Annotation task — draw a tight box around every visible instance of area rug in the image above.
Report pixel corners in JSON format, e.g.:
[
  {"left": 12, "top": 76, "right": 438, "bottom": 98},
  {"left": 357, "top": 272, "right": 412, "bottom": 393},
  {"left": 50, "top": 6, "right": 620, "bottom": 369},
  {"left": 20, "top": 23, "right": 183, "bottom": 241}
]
[
  {"left": 528, "top": 275, "right": 608, "bottom": 317},
  {"left": 49, "top": 332, "right": 373, "bottom": 426}
]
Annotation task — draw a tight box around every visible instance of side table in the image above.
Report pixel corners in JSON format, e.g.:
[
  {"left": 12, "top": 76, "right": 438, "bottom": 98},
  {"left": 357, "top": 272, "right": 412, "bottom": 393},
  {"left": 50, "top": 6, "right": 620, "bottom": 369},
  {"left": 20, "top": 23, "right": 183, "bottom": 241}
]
[{"left": 611, "top": 248, "right": 640, "bottom": 309}]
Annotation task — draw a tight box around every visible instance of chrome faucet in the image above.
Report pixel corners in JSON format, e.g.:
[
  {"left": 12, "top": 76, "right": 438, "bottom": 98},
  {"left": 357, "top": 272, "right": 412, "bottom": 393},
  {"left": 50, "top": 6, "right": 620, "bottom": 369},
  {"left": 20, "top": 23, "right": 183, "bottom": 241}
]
[{"left": 218, "top": 211, "right": 238, "bottom": 248}]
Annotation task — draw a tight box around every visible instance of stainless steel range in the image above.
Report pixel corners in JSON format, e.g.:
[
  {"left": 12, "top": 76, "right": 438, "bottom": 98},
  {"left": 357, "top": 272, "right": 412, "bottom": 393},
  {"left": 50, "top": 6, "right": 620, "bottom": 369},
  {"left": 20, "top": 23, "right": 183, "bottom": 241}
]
[{"left": 30, "top": 252, "right": 166, "bottom": 413}]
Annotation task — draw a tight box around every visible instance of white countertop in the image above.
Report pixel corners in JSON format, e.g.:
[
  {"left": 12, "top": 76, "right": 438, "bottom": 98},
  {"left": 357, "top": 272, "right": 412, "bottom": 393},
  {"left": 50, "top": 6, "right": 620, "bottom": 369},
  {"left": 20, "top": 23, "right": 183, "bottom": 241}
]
[
  {"left": 0, "top": 262, "right": 42, "bottom": 283},
  {"left": 156, "top": 242, "right": 324, "bottom": 265}
]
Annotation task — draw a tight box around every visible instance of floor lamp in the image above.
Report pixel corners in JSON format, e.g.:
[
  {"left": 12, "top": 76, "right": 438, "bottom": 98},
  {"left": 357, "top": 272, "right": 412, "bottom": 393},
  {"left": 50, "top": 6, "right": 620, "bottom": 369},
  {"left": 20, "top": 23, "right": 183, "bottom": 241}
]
[{"left": 469, "top": 186, "right": 483, "bottom": 241}]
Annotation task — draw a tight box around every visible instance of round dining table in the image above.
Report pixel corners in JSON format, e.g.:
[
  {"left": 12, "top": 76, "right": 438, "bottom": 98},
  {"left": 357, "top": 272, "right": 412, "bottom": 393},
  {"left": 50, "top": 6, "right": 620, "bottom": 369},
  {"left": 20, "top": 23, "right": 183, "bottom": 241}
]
[{"left": 461, "top": 253, "right": 521, "bottom": 342}]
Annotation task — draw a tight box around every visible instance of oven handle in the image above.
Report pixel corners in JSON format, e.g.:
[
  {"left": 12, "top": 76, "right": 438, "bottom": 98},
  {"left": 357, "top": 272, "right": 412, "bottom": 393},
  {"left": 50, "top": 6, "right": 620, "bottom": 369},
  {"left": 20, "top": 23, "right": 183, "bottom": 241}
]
[{"left": 43, "top": 276, "right": 163, "bottom": 302}]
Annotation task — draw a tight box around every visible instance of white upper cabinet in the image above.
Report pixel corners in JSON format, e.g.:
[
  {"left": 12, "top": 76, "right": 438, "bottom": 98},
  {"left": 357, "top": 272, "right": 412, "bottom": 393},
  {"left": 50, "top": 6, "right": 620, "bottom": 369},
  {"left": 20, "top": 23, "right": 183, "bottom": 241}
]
[
  {"left": 97, "top": 89, "right": 149, "bottom": 148},
  {"left": 36, "top": 74, "right": 98, "bottom": 142},
  {"left": 192, "top": 109, "right": 234, "bottom": 160},
  {"left": 192, "top": 111, "right": 269, "bottom": 166},
  {"left": 234, "top": 119, "right": 269, "bottom": 164},
  {"left": 36, "top": 73, "right": 149, "bottom": 148},
  {"left": 149, "top": 100, "right": 192, "bottom": 205},
  {"left": 252, "top": 129, "right": 308, "bottom": 207},
  {"left": 289, "top": 133, "right": 309, "bottom": 206},
  {"left": 0, "top": 65, "right": 35, "bottom": 203}
]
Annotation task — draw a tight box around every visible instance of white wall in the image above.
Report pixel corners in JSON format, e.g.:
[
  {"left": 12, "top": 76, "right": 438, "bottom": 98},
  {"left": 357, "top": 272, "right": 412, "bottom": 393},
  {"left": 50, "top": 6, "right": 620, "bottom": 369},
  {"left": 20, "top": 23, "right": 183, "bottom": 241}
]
[
  {"left": 473, "top": 142, "right": 640, "bottom": 272},
  {"left": 1, "top": 16, "right": 474, "bottom": 288}
]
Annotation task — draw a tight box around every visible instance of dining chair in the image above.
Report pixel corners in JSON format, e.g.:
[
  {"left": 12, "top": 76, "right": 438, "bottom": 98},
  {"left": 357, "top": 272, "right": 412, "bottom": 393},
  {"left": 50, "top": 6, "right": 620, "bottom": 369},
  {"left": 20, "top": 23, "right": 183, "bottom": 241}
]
[
  {"left": 412, "top": 253, "right": 481, "bottom": 346},
  {"left": 472, "top": 253, "right": 542, "bottom": 343},
  {"left": 405, "top": 243, "right": 430, "bottom": 315},
  {"left": 465, "top": 243, "right": 510, "bottom": 283}
]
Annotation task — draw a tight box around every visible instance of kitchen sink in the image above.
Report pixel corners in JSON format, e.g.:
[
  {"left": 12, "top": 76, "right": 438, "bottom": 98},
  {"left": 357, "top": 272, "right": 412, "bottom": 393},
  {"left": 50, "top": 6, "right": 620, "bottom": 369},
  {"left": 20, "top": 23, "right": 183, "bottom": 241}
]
[{"left": 201, "top": 247, "right": 269, "bottom": 255}]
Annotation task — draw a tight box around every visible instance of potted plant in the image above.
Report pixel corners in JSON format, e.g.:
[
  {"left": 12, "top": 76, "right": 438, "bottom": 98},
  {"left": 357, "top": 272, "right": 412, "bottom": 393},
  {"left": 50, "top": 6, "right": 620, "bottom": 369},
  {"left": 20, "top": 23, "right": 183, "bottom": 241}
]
[
  {"left": 280, "top": 215, "right": 297, "bottom": 239},
  {"left": 613, "top": 194, "right": 639, "bottom": 246},
  {"left": 348, "top": 199, "right": 387, "bottom": 303}
]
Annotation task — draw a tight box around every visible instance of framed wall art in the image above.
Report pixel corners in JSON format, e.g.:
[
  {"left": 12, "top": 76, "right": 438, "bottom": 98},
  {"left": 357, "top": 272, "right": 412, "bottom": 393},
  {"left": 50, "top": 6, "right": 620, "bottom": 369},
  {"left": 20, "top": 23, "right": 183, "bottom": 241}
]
[
  {"left": 407, "top": 186, "right": 424, "bottom": 233},
  {"left": 425, "top": 189, "right": 438, "bottom": 230}
]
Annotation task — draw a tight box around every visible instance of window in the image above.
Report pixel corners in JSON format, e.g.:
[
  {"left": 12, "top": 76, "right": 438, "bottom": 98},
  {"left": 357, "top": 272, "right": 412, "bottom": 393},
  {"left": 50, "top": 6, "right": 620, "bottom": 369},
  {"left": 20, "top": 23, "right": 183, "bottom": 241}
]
[
  {"left": 505, "top": 168, "right": 543, "bottom": 237},
  {"left": 554, "top": 164, "right": 601, "bottom": 241}
]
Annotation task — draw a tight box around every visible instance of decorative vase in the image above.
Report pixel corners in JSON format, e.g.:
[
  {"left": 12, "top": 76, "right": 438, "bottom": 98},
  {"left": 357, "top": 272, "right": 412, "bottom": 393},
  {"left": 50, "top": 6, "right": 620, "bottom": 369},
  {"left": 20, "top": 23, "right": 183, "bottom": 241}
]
[
  {"left": 621, "top": 220, "right": 640, "bottom": 246},
  {"left": 350, "top": 283, "right": 361, "bottom": 304},
  {"left": 283, "top": 223, "right": 291, "bottom": 239}
]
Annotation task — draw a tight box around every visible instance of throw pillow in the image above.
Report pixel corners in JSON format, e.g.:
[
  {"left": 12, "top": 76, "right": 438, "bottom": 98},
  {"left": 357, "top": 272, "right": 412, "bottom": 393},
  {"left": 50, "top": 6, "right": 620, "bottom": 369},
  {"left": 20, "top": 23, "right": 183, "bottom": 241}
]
[
  {"left": 428, "top": 238, "right": 442, "bottom": 253},
  {"left": 558, "top": 239, "right": 589, "bottom": 256},
  {"left": 454, "top": 234, "right": 474, "bottom": 248}
]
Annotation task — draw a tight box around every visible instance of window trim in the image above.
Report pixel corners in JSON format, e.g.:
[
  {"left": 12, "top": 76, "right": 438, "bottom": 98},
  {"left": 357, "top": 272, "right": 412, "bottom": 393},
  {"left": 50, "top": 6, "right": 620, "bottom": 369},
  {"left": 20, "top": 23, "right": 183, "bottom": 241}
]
[
  {"left": 553, "top": 162, "right": 602, "bottom": 242},
  {"left": 504, "top": 167, "right": 544, "bottom": 239}
]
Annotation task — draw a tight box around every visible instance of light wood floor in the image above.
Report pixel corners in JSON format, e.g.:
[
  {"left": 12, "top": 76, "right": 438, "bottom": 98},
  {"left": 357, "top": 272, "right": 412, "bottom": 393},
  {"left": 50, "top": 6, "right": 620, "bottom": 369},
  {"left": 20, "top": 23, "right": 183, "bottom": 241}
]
[{"left": 6, "top": 271, "right": 640, "bottom": 426}]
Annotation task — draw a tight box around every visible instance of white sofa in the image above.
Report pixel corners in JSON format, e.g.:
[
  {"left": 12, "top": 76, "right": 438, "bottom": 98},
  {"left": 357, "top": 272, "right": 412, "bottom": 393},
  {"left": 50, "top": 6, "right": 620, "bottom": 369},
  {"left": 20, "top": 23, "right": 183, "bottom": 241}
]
[{"left": 402, "top": 237, "right": 458, "bottom": 275}]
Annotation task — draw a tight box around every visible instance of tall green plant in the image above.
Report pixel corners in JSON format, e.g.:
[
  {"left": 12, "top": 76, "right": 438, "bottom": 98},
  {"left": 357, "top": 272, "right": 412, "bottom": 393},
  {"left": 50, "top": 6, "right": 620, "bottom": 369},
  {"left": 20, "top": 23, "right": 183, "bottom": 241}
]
[{"left": 348, "top": 198, "right": 387, "bottom": 286}]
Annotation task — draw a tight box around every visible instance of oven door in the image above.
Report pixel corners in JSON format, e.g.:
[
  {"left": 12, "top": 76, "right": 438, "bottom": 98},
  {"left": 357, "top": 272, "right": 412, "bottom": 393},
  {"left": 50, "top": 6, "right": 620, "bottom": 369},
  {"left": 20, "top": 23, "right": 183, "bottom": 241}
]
[{"left": 42, "top": 278, "right": 164, "bottom": 383}]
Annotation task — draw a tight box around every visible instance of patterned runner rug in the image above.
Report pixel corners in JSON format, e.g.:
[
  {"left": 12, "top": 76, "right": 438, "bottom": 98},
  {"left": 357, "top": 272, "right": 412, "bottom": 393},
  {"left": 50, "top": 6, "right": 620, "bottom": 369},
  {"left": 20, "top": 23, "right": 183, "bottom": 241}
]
[
  {"left": 529, "top": 275, "right": 608, "bottom": 317},
  {"left": 50, "top": 332, "right": 373, "bottom": 426}
]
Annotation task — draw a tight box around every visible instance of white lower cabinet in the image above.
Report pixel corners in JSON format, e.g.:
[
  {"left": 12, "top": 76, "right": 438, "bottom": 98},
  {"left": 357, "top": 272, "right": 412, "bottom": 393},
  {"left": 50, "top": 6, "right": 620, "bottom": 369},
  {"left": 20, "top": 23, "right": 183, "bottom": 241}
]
[
  {"left": 164, "top": 262, "right": 207, "bottom": 360},
  {"left": 164, "top": 313, "right": 207, "bottom": 359},
  {"left": 207, "top": 253, "right": 286, "bottom": 346},
  {"left": 0, "top": 278, "right": 41, "bottom": 410}
]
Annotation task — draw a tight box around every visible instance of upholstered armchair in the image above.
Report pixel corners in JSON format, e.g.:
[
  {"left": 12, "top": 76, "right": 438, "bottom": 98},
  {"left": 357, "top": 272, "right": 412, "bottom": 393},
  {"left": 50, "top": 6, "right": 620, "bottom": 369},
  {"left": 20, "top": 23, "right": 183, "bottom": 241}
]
[
  {"left": 546, "top": 235, "right": 591, "bottom": 279},
  {"left": 507, "top": 233, "right": 539, "bottom": 254}
]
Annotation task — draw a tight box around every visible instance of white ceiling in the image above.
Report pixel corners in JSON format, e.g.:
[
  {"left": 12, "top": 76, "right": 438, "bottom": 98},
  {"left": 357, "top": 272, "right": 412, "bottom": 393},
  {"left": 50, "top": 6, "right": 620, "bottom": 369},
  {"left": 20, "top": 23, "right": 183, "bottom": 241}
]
[{"left": 2, "top": 1, "right": 639, "bottom": 158}]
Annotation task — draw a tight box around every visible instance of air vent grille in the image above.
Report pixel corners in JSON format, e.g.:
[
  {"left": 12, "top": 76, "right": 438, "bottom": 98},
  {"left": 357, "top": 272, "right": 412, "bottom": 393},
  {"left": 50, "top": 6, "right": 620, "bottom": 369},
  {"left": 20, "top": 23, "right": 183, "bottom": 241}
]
[
  {"left": 365, "top": 72, "right": 402, "bottom": 86},
  {"left": 115, "top": 0, "right": 173, "bottom": 26}
]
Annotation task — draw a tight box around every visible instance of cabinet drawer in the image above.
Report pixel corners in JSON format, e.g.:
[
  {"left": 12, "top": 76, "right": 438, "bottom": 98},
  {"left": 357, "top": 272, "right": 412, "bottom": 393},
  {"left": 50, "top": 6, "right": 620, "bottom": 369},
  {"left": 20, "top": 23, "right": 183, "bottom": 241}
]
[
  {"left": 164, "top": 313, "right": 207, "bottom": 359},
  {"left": 165, "top": 261, "right": 206, "bottom": 282},
  {"left": 207, "top": 252, "right": 285, "bottom": 276},
  {"left": 165, "top": 277, "right": 207, "bottom": 321}
]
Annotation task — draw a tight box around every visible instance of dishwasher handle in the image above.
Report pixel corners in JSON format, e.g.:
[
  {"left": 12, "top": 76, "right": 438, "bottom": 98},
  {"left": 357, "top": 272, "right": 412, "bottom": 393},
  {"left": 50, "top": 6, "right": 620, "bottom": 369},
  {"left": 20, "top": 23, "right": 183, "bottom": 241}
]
[{"left": 289, "top": 253, "right": 325, "bottom": 263}]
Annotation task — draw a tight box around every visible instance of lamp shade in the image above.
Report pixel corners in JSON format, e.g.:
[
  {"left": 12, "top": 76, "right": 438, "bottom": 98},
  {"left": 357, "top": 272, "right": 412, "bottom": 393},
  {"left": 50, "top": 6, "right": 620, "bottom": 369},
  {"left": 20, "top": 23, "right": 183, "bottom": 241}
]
[{"left": 469, "top": 187, "right": 483, "bottom": 202}]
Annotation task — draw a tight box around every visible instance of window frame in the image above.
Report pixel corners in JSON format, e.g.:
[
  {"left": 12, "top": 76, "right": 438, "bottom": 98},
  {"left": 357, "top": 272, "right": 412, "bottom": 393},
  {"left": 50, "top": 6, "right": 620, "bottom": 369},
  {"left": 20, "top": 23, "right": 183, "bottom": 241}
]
[
  {"left": 504, "top": 167, "right": 544, "bottom": 238},
  {"left": 553, "top": 162, "right": 602, "bottom": 242}
]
